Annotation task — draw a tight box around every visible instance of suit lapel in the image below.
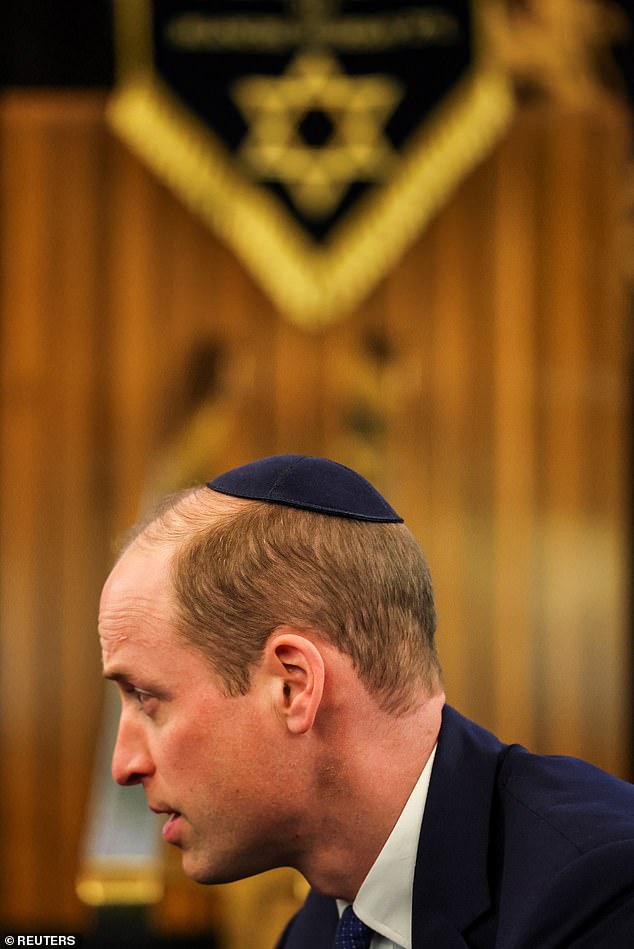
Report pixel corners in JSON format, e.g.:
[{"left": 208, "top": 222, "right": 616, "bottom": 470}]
[
  {"left": 411, "top": 706, "right": 507, "bottom": 948},
  {"left": 278, "top": 890, "right": 338, "bottom": 949}
]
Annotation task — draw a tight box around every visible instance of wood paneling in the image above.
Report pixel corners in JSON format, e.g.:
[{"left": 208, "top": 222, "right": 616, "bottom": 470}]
[
  {"left": 0, "top": 90, "right": 630, "bottom": 941},
  {"left": 0, "top": 93, "right": 111, "bottom": 928}
]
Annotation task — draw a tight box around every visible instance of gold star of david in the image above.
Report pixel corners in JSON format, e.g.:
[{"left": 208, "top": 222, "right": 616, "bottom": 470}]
[{"left": 232, "top": 50, "right": 402, "bottom": 217}]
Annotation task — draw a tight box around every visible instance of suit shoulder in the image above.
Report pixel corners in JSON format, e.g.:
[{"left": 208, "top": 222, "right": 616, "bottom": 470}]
[
  {"left": 512, "top": 839, "right": 634, "bottom": 948},
  {"left": 499, "top": 745, "right": 634, "bottom": 853}
]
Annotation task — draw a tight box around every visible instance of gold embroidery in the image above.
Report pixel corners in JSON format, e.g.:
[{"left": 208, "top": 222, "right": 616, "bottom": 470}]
[
  {"left": 109, "top": 0, "right": 514, "bottom": 328},
  {"left": 232, "top": 50, "right": 402, "bottom": 217}
]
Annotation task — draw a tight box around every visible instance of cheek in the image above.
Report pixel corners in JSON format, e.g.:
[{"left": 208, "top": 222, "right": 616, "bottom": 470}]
[
  {"left": 150, "top": 719, "right": 216, "bottom": 782},
  {"left": 159, "top": 697, "right": 266, "bottom": 786},
  {"left": 179, "top": 726, "right": 217, "bottom": 765}
]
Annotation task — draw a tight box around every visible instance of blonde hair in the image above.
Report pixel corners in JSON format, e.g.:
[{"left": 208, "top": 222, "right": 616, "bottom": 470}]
[{"left": 132, "top": 487, "right": 441, "bottom": 714}]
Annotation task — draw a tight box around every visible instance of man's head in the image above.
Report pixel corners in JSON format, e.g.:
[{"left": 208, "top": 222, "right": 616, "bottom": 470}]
[{"left": 99, "top": 456, "right": 443, "bottom": 888}]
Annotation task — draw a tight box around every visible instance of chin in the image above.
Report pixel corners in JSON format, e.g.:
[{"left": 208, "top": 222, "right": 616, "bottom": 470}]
[
  {"left": 181, "top": 852, "right": 217, "bottom": 885},
  {"left": 181, "top": 849, "right": 236, "bottom": 886},
  {"left": 182, "top": 849, "right": 273, "bottom": 887}
]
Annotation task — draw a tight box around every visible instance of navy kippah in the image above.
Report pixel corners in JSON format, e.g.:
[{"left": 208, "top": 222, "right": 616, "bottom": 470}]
[{"left": 207, "top": 455, "right": 403, "bottom": 522}]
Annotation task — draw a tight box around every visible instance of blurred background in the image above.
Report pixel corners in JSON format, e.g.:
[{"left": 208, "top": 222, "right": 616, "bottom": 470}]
[{"left": 1, "top": 1, "right": 633, "bottom": 947}]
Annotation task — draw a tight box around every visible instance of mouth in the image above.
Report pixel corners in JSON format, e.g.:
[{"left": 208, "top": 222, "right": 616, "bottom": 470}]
[
  {"left": 161, "top": 811, "right": 182, "bottom": 843},
  {"left": 149, "top": 806, "right": 184, "bottom": 844}
]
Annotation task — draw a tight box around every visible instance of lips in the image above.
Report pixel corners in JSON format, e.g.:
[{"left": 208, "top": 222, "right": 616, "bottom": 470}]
[
  {"left": 148, "top": 805, "right": 184, "bottom": 844},
  {"left": 161, "top": 811, "right": 183, "bottom": 844}
]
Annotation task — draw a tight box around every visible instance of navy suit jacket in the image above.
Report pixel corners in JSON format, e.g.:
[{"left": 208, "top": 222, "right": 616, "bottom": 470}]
[{"left": 277, "top": 706, "right": 634, "bottom": 948}]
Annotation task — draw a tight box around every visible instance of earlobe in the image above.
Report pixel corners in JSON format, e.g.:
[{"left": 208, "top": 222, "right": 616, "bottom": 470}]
[{"left": 264, "top": 630, "right": 325, "bottom": 735}]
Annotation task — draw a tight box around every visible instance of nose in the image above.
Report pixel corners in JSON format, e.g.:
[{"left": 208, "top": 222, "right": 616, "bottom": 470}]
[{"left": 111, "top": 713, "right": 155, "bottom": 786}]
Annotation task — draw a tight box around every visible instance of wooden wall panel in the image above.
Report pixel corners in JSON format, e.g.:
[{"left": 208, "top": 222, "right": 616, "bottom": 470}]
[
  {"left": 0, "top": 93, "right": 111, "bottom": 928},
  {"left": 490, "top": 113, "right": 541, "bottom": 749},
  {"left": 0, "top": 89, "right": 630, "bottom": 942}
]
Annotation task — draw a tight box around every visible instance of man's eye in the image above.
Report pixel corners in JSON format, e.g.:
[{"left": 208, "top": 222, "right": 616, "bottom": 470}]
[{"left": 134, "top": 690, "right": 155, "bottom": 710}]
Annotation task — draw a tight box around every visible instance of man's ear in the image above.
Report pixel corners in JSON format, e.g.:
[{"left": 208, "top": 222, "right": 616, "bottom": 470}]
[{"left": 261, "top": 628, "right": 325, "bottom": 734}]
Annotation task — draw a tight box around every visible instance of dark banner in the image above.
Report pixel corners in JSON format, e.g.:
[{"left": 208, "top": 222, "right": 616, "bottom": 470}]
[{"left": 109, "top": 1, "right": 513, "bottom": 327}]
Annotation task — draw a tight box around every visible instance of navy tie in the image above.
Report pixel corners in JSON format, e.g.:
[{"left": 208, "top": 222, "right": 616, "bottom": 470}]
[{"left": 335, "top": 905, "right": 374, "bottom": 949}]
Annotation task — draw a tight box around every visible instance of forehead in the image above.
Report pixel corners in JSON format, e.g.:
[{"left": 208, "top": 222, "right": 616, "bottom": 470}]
[
  {"left": 99, "top": 540, "right": 226, "bottom": 699},
  {"left": 99, "top": 540, "right": 178, "bottom": 660}
]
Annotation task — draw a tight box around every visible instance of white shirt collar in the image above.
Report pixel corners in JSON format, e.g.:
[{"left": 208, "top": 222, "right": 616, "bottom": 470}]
[{"left": 336, "top": 745, "right": 437, "bottom": 949}]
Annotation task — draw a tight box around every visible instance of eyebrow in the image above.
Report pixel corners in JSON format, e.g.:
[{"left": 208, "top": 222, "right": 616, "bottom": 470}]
[
  {"left": 103, "top": 669, "right": 171, "bottom": 700},
  {"left": 103, "top": 670, "right": 133, "bottom": 684}
]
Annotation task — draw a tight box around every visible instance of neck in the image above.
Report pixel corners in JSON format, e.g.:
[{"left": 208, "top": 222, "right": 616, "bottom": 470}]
[{"left": 294, "top": 690, "right": 445, "bottom": 901}]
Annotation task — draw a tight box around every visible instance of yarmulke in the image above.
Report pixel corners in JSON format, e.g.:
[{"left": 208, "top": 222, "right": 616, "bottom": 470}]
[{"left": 207, "top": 455, "right": 403, "bottom": 522}]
